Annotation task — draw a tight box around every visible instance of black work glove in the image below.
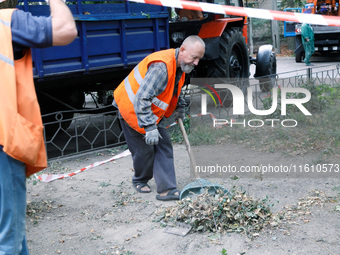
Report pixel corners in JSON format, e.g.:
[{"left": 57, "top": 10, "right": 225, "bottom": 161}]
[{"left": 173, "top": 107, "right": 185, "bottom": 121}]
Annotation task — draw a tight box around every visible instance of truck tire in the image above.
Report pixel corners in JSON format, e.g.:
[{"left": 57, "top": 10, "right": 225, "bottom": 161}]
[
  {"left": 207, "top": 28, "right": 249, "bottom": 79},
  {"left": 206, "top": 28, "right": 249, "bottom": 106},
  {"left": 259, "top": 53, "right": 276, "bottom": 92},
  {"left": 294, "top": 36, "right": 304, "bottom": 63},
  {"left": 255, "top": 45, "right": 277, "bottom": 92},
  {"left": 259, "top": 53, "right": 277, "bottom": 92}
]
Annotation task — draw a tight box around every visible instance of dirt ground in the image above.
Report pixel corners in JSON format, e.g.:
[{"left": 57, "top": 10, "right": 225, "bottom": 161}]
[{"left": 25, "top": 141, "right": 339, "bottom": 255}]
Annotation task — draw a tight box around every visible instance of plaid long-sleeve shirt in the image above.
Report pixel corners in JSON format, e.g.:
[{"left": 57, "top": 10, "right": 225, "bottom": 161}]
[{"left": 114, "top": 48, "right": 186, "bottom": 132}]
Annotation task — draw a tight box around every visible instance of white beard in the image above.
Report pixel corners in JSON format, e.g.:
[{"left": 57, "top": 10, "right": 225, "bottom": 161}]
[{"left": 180, "top": 62, "right": 195, "bottom": 73}]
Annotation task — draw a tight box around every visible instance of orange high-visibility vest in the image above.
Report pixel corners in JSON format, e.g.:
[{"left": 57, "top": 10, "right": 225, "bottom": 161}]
[
  {"left": 114, "top": 49, "right": 185, "bottom": 134},
  {"left": 0, "top": 9, "right": 47, "bottom": 177}
]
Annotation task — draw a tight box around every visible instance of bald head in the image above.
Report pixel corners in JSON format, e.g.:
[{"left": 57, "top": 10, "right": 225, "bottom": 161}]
[
  {"left": 178, "top": 36, "right": 205, "bottom": 73},
  {"left": 181, "top": 35, "right": 205, "bottom": 49}
]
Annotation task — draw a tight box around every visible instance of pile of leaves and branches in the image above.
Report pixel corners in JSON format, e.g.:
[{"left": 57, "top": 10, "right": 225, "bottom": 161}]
[{"left": 155, "top": 188, "right": 277, "bottom": 238}]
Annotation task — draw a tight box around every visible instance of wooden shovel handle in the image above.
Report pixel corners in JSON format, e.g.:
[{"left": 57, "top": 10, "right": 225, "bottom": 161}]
[{"left": 178, "top": 118, "right": 200, "bottom": 179}]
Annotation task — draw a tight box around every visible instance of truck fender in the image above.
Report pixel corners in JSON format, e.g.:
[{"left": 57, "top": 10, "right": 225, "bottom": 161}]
[
  {"left": 254, "top": 44, "right": 276, "bottom": 78},
  {"left": 198, "top": 18, "right": 244, "bottom": 60}
]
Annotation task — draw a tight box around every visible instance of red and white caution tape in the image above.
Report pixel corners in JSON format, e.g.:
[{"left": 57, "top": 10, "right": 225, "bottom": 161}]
[
  {"left": 35, "top": 149, "right": 131, "bottom": 182},
  {"left": 128, "top": 0, "right": 340, "bottom": 27}
]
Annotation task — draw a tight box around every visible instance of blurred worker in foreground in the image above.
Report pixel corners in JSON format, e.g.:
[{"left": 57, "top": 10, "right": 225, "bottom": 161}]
[
  {"left": 113, "top": 35, "right": 205, "bottom": 201},
  {"left": 301, "top": 23, "right": 315, "bottom": 66},
  {"left": 0, "top": 0, "right": 77, "bottom": 253}
]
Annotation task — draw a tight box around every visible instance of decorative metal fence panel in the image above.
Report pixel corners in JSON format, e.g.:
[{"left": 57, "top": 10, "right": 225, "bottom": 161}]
[{"left": 44, "top": 108, "right": 125, "bottom": 159}]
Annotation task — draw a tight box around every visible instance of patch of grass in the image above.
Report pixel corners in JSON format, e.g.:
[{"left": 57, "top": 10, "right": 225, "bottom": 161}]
[
  {"left": 189, "top": 123, "right": 225, "bottom": 146},
  {"left": 169, "top": 117, "right": 190, "bottom": 143},
  {"left": 239, "top": 104, "right": 338, "bottom": 157},
  {"left": 171, "top": 82, "right": 339, "bottom": 158},
  {"left": 262, "top": 82, "right": 340, "bottom": 119}
]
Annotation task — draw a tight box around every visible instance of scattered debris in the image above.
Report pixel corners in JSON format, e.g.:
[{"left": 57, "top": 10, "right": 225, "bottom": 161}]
[
  {"left": 26, "top": 200, "right": 63, "bottom": 224},
  {"left": 112, "top": 191, "right": 145, "bottom": 207},
  {"left": 276, "top": 189, "right": 338, "bottom": 226},
  {"left": 155, "top": 189, "right": 339, "bottom": 239}
]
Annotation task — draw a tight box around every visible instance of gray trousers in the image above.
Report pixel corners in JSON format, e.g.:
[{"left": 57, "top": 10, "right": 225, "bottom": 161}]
[{"left": 119, "top": 118, "right": 177, "bottom": 194}]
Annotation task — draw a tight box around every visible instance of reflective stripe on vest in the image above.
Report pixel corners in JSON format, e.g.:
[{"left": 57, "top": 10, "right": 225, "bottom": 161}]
[
  {"left": 0, "top": 15, "right": 14, "bottom": 66},
  {"left": 0, "top": 54, "right": 14, "bottom": 66},
  {"left": 124, "top": 65, "right": 170, "bottom": 114},
  {"left": 0, "top": 17, "right": 10, "bottom": 27}
]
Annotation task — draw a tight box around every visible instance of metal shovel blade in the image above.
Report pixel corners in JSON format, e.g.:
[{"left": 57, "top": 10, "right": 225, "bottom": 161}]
[
  {"left": 180, "top": 178, "right": 228, "bottom": 200},
  {"left": 164, "top": 222, "right": 192, "bottom": 236}
]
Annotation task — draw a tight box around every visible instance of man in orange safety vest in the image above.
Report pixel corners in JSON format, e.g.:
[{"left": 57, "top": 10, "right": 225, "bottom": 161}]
[{"left": 113, "top": 35, "right": 205, "bottom": 201}]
